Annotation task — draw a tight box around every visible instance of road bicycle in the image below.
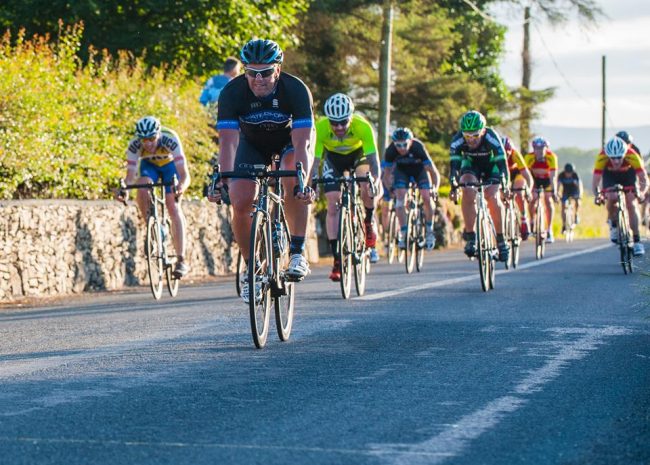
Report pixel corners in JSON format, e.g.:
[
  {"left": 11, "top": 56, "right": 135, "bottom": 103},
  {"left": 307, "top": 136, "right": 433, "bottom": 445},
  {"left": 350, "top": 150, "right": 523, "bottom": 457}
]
[
  {"left": 600, "top": 185, "right": 634, "bottom": 275},
  {"left": 404, "top": 182, "right": 427, "bottom": 274},
  {"left": 314, "top": 172, "right": 376, "bottom": 299},
  {"left": 456, "top": 180, "right": 500, "bottom": 292},
  {"left": 384, "top": 200, "right": 403, "bottom": 265},
  {"left": 210, "top": 162, "right": 304, "bottom": 348},
  {"left": 503, "top": 187, "right": 526, "bottom": 269},
  {"left": 120, "top": 178, "right": 180, "bottom": 300}
]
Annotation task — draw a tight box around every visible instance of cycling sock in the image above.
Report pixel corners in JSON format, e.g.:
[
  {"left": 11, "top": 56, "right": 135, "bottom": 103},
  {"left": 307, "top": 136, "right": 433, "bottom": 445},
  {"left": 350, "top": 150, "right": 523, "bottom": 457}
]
[
  {"left": 462, "top": 231, "right": 476, "bottom": 241},
  {"left": 400, "top": 225, "right": 407, "bottom": 233},
  {"left": 365, "top": 207, "right": 374, "bottom": 223},
  {"left": 329, "top": 239, "right": 339, "bottom": 259},
  {"left": 290, "top": 235, "right": 305, "bottom": 255},
  {"left": 496, "top": 233, "right": 505, "bottom": 243},
  {"left": 426, "top": 221, "right": 433, "bottom": 231},
  {"left": 610, "top": 220, "right": 618, "bottom": 228},
  {"left": 633, "top": 234, "right": 641, "bottom": 243}
]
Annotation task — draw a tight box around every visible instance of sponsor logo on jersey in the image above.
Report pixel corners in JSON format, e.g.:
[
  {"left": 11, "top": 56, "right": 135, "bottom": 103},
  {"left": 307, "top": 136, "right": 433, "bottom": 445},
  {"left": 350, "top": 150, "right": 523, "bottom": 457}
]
[
  {"left": 251, "top": 102, "right": 262, "bottom": 109},
  {"left": 272, "top": 99, "right": 279, "bottom": 108},
  {"left": 242, "top": 110, "right": 290, "bottom": 126}
]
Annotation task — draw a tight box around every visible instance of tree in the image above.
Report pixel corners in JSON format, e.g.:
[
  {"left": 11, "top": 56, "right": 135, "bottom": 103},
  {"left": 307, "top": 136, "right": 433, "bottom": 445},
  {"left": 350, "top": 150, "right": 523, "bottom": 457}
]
[{"left": 0, "top": 0, "right": 310, "bottom": 76}]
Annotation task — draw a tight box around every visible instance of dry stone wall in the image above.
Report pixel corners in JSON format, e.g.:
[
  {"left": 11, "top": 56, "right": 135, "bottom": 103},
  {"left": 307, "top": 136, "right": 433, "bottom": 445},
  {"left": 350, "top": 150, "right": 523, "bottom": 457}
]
[{"left": 0, "top": 200, "right": 237, "bottom": 302}]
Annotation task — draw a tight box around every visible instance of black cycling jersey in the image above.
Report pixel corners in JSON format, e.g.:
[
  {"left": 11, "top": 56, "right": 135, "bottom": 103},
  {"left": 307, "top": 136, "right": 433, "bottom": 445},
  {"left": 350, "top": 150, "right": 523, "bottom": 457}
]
[
  {"left": 449, "top": 128, "right": 507, "bottom": 181},
  {"left": 216, "top": 72, "right": 314, "bottom": 156},
  {"left": 559, "top": 171, "right": 580, "bottom": 197},
  {"left": 384, "top": 139, "right": 432, "bottom": 177}
]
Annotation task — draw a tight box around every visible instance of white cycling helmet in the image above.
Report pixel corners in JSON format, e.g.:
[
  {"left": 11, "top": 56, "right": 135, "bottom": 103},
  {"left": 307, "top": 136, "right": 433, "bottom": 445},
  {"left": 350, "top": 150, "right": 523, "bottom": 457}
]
[
  {"left": 323, "top": 93, "right": 354, "bottom": 121},
  {"left": 135, "top": 116, "right": 161, "bottom": 139},
  {"left": 605, "top": 136, "right": 627, "bottom": 158}
]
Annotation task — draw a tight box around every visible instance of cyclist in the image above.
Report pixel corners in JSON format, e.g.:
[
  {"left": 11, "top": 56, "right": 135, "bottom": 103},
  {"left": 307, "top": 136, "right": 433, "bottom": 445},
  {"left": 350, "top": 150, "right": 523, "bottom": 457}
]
[
  {"left": 502, "top": 135, "right": 533, "bottom": 239},
  {"left": 616, "top": 130, "right": 642, "bottom": 156},
  {"left": 379, "top": 161, "right": 394, "bottom": 244},
  {"left": 593, "top": 136, "right": 648, "bottom": 256},
  {"left": 209, "top": 39, "right": 316, "bottom": 303},
  {"left": 312, "top": 93, "right": 381, "bottom": 281},
  {"left": 525, "top": 136, "right": 558, "bottom": 243},
  {"left": 117, "top": 116, "right": 191, "bottom": 278},
  {"left": 449, "top": 110, "right": 510, "bottom": 262},
  {"left": 558, "top": 163, "right": 583, "bottom": 233},
  {"left": 383, "top": 127, "right": 440, "bottom": 250},
  {"left": 617, "top": 130, "right": 650, "bottom": 227}
]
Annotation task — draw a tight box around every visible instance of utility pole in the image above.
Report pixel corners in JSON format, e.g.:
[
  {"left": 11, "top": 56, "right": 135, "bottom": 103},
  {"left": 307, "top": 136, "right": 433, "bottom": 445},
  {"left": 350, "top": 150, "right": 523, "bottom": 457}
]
[
  {"left": 601, "top": 55, "right": 606, "bottom": 149},
  {"left": 378, "top": 0, "right": 394, "bottom": 151}
]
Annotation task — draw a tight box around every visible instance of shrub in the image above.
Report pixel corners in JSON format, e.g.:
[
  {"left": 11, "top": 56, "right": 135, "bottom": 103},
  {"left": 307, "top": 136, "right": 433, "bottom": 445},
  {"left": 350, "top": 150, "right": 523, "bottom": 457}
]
[{"left": 0, "top": 22, "right": 215, "bottom": 200}]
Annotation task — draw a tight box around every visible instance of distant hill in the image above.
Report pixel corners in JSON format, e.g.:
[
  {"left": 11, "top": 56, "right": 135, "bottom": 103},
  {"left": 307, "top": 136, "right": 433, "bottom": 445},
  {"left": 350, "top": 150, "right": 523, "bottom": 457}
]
[{"left": 531, "top": 124, "right": 650, "bottom": 154}]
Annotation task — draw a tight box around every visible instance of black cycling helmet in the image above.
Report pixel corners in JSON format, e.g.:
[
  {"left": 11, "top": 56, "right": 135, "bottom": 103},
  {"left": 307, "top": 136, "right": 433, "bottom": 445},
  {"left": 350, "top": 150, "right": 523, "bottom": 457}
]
[
  {"left": 615, "top": 130, "right": 632, "bottom": 144},
  {"left": 240, "top": 39, "right": 284, "bottom": 65},
  {"left": 391, "top": 127, "right": 413, "bottom": 141},
  {"left": 564, "top": 163, "right": 575, "bottom": 172}
]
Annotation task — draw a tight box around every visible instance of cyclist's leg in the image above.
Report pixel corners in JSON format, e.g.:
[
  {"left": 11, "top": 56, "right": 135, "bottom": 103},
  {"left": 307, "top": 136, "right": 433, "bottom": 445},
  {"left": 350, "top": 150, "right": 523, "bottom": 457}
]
[
  {"left": 321, "top": 152, "right": 351, "bottom": 265},
  {"left": 544, "top": 188, "right": 554, "bottom": 232},
  {"left": 354, "top": 153, "right": 378, "bottom": 253},
  {"left": 380, "top": 184, "right": 392, "bottom": 233},
  {"left": 561, "top": 195, "right": 568, "bottom": 230},
  {"left": 229, "top": 139, "right": 263, "bottom": 261},
  {"left": 136, "top": 160, "right": 158, "bottom": 219},
  {"left": 160, "top": 162, "right": 187, "bottom": 261}
]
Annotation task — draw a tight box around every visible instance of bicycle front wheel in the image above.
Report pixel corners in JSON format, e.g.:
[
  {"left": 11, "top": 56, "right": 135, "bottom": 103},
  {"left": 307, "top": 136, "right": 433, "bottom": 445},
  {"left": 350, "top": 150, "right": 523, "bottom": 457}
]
[
  {"left": 387, "top": 210, "right": 399, "bottom": 264},
  {"left": 511, "top": 211, "right": 521, "bottom": 269},
  {"left": 535, "top": 201, "right": 545, "bottom": 260},
  {"left": 415, "top": 210, "right": 425, "bottom": 272},
  {"left": 235, "top": 250, "right": 243, "bottom": 297},
  {"left": 477, "top": 209, "right": 491, "bottom": 292},
  {"left": 274, "top": 211, "right": 295, "bottom": 341},
  {"left": 503, "top": 206, "right": 514, "bottom": 270},
  {"left": 249, "top": 211, "right": 271, "bottom": 348},
  {"left": 405, "top": 208, "right": 416, "bottom": 274},
  {"left": 145, "top": 215, "right": 164, "bottom": 300},
  {"left": 618, "top": 210, "right": 633, "bottom": 275},
  {"left": 338, "top": 206, "right": 353, "bottom": 299}
]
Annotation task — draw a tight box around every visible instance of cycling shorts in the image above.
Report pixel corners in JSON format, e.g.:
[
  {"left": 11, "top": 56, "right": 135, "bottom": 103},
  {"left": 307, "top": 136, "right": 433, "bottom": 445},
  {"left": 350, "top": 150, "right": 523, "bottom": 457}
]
[
  {"left": 533, "top": 177, "right": 552, "bottom": 192},
  {"left": 322, "top": 147, "right": 368, "bottom": 193},
  {"left": 603, "top": 168, "right": 636, "bottom": 190},
  {"left": 234, "top": 137, "right": 293, "bottom": 171},
  {"left": 460, "top": 156, "right": 502, "bottom": 183},
  {"left": 393, "top": 168, "right": 431, "bottom": 190},
  {"left": 382, "top": 182, "right": 393, "bottom": 202},
  {"left": 139, "top": 159, "right": 179, "bottom": 194}
]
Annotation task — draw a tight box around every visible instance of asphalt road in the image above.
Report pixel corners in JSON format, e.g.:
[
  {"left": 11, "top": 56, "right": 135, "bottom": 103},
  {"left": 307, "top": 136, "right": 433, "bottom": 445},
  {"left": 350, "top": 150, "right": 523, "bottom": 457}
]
[{"left": 0, "top": 238, "right": 649, "bottom": 465}]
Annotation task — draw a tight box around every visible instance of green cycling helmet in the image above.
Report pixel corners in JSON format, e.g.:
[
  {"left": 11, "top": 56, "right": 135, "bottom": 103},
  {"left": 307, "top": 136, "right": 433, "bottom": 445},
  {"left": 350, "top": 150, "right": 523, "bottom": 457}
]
[{"left": 459, "top": 110, "right": 486, "bottom": 132}]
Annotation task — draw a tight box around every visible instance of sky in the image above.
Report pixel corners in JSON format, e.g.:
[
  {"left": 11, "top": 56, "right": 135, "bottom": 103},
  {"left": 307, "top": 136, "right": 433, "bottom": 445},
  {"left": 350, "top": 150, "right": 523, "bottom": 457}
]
[{"left": 488, "top": 0, "right": 650, "bottom": 129}]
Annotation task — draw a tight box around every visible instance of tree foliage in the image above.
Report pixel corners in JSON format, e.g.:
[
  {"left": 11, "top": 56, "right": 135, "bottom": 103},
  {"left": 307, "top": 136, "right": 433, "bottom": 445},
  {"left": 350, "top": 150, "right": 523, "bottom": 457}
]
[{"left": 0, "top": 0, "right": 310, "bottom": 77}]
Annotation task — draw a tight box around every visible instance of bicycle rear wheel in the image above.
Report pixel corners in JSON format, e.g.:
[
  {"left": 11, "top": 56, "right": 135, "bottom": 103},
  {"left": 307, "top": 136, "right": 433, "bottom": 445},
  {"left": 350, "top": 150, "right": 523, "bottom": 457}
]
[
  {"left": 415, "top": 210, "right": 425, "bottom": 272},
  {"left": 503, "top": 206, "right": 514, "bottom": 270},
  {"left": 487, "top": 218, "right": 496, "bottom": 290},
  {"left": 274, "top": 211, "right": 294, "bottom": 341},
  {"left": 511, "top": 211, "right": 521, "bottom": 269},
  {"left": 338, "top": 206, "right": 353, "bottom": 299},
  {"left": 163, "top": 217, "right": 179, "bottom": 297},
  {"left": 405, "top": 208, "right": 416, "bottom": 274},
  {"left": 353, "top": 212, "right": 367, "bottom": 296},
  {"left": 145, "top": 215, "right": 164, "bottom": 300},
  {"left": 477, "top": 209, "right": 490, "bottom": 292},
  {"left": 387, "top": 210, "right": 399, "bottom": 264},
  {"left": 249, "top": 211, "right": 271, "bottom": 348}
]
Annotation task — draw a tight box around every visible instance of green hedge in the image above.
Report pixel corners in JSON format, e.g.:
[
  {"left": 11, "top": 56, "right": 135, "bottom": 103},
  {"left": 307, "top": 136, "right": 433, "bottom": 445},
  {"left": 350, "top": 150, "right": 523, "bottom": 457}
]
[{"left": 0, "top": 23, "right": 215, "bottom": 200}]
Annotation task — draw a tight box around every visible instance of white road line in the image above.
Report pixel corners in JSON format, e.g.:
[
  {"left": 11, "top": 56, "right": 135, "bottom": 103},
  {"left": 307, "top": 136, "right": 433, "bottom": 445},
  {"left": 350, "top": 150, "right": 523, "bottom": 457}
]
[
  {"left": 357, "top": 242, "right": 611, "bottom": 301},
  {"left": 374, "top": 326, "right": 631, "bottom": 465}
]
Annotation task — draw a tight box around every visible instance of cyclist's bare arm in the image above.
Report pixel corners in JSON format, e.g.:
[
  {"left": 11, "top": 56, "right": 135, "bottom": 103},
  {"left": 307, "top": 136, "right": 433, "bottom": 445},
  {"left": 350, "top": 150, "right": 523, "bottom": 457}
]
[
  {"left": 365, "top": 152, "right": 381, "bottom": 183},
  {"left": 425, "top": 163, "right": 440, "bottom": 191},
  {"left": 291, "top": 127, "right": 313, "bottom": 175},
  {"left": 217, "top": 129, "right": 239, "bottom": 173},
  {"left": 592, "top": 173, "right": 602, "bottom": 197}
]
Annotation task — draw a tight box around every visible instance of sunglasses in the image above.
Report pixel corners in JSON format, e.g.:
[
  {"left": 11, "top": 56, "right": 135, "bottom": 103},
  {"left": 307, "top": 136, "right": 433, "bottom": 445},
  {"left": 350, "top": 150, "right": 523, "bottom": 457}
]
[
  {"left": 329, "top": 118, "right": 350, "bottom": 128},
  {"left": 394, "top": 142, "right": 408, "bottom": 149},
  {"left": 244, "top": 66, "right": 276, "bottom": 79},
  {"left": 462, "top": 131, "right": 483, "bottom": 139},
  {"left": 141, "top": 136, "right": 157, "bottom": 143}
]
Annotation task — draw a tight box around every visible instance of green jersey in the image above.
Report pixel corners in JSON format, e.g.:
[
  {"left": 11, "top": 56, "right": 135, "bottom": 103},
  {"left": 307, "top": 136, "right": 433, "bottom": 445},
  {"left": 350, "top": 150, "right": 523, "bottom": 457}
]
[{"left": 314, "top": 113, "right": 377, "bottom": 159}]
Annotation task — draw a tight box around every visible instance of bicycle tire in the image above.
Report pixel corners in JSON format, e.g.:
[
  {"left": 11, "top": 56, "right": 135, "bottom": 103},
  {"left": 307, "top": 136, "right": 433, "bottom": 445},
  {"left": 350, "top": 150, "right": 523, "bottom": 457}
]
[
  {"left": 353, "top": 209, "right": 367, "bottom": 296},
  {"left": 338, "top": 206, "right": 353, "bottom": 299},
  {"left": 163, "top": 217, "right": 179, "bottom": 297},
  {"left": 512, "top": 211, "right": 521, "bottom": 269},
  {"left": 503, "top": 205, "right": 514, "bottom": 270},
  {"left": 387, "top": 210, "right": 399, "bottom": 264},
  {"left": 415, "top": 209, "right": 425, "bottom": 272},
  {"left": 145, "top": 215, "right": 164, "bottom": 300},
  {"left": 274, "top": 210, "right": 294, "bottom": 341},
  {"left": 535, "top": 198, "right": 545, "bottom": 260},
  {"left": 618, "top": 209, "right": 633, "bottom": 275},
  {"left": 405, "top": 207, "right": 416, "bottom": 274},
  {"left": 249, "top": 211, "right": 271, "bottom": 349},
  {"left": 235, "top": 250, "right": 243, "bottom": 297},
  {"left": 477, "top": 208, "right": 490, "bottom": 292},
  {"left": 487, "top": 216, "right": 496, "bottom": 290}
]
